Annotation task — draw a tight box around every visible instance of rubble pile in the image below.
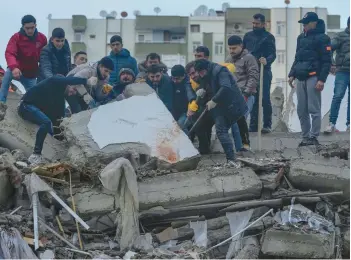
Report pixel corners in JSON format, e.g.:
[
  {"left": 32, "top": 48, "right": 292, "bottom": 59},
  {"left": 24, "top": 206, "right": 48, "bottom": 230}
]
[{"left": 0, "top": 139, "right": 349, "bottom": 259}]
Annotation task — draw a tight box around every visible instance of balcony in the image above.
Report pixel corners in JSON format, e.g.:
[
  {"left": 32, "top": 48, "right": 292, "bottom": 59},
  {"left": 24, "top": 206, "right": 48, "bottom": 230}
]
[
  {"left": 135, "top": 16, "right": 188, "bottom": 30},
  {"left": 135, "top": 41, "right": 187, "bottom": 56}
]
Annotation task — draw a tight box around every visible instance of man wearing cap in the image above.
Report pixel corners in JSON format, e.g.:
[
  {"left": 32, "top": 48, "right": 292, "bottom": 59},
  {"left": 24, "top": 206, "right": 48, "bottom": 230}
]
[
  {"left": 38, "top": 28, "right": 71, "bottom": 82},
  {"left": 288, "top": 12, "right": 332, "bottom": 146},
  {"left": 170, "top": 65, "right": 196, "bottom": 132},
  {"left": 0, "top": 15, "right": 47, "bottom": 105},
  {"left": 243, "top": 13, "right": 276, "bottom": 134},
  {"left": 108, "top": 35, "right": 138, "bottom": 86},
  {"left": 193, "top": 59, "right": 248, "bottom": 168},
  {"left": 325, "top": 16, "right": 350, "bottom": 133},
  {"left": 65, "top": 56, "right": 114, "bottom": 114}
]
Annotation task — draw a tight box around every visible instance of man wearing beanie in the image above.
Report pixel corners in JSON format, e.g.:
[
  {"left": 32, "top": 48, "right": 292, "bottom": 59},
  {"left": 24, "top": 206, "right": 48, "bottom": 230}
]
[
  {"left": 170, "top": 65, "right": 196, "bottom": 131},
  {"left": 38, "top": 28, "right": 71, "bottom": 82},
  {"left": 193, "top": 59, "right": 248, "bottom": 168},
  {"left": 226, "top": 35, "right": 259, "bottom": 151},
  {"left": 65, "top": 56, "right": 114, "bottom": 114},
  {"left": 325, "top": 16, "right": 350, "bottom": 133},
  {"left": 108, "top": 35, "right": 138, "bottom": 86},
  {"left": 0, "top": 14, "right": 47, "bottom": 110}
]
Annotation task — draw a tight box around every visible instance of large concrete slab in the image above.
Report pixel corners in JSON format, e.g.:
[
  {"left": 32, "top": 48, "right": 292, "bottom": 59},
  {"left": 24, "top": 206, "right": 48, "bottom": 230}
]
[
  {"left": 287, "top": 157, "right": 350, "bottom": 199},
  {"left": 0, "top": 92, "right": 66, "bottom": 161},
  {"left": 138, "top": 167, "right": 262, "bottom": 209},
  {"left": 261, "top": 228, "right": 335, "bottom": 259}
]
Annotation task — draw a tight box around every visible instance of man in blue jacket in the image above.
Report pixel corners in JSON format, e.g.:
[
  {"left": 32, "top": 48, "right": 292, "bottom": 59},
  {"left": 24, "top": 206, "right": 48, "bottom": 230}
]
[
  {"left": 108, "top": 35, "right": 138, "bottom": 86},
  {"left": 194, "top": 59, "right": 248, "bottom": 168},
  {"left": 146, "top": 64, "right": 173, "bottom": 112}
]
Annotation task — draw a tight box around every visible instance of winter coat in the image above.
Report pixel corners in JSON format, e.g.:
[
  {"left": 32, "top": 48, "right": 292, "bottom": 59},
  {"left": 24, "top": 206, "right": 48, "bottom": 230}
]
[
  {"left": 289, "top": 19, "right": 332, "bottom": 82},
  {"left": 204, "top": 62, "right": 248, "bottom": 124},
  {"left": 22, "top": 76, "right": 86, "bottom": 124},
  {"left": 226, "top": 49, "right": 259, "bottom": 95},
  {"left": 146, "top": 74, "right": 174, "bottom": 112},
  {"left": 67, "top": 62, "right": 110, "bottom": 102},
  {"left": 5, "top": 29, "right": 47, "bottom": 78},
  {"left": 332, "top": 27, "right": 350, "bottom": 72},
  {"left": 243, "top": 28, "right": 276, "bottom": 69},
  {"left": 135, "top": 61, "right": 168, "bottom": 82},
  {"left": 172, "top": 76, "right": 196, "bottom": 120},
  {"left": 38, "top": 39, "right": 71, "bottom": 82},
  {"left": 108, "top": 49, "right": 138, "bottom": 85}
]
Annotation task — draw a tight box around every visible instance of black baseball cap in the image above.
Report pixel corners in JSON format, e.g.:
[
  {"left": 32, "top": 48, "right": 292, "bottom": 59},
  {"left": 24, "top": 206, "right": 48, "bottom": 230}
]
[{"left": 298, "top": 12, "right": 319, "bottom": 24}]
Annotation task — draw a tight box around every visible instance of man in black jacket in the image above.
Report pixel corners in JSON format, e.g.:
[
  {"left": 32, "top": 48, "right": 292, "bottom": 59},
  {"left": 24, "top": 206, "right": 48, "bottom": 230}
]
[
  {"left": 288, "top": 12, "right": 332, "bottom": 146},
  {"left": 38, "top": 28, "right": 71, "bottom": 82},
  {"left": 243, "top": 13, "right": 276, "bottom": 133},
  {"left": 194, "top": 59, "right": 248, "bottom": 168},
  {"left": 18, "top": 75, "right": 94, "bottom": 166}
]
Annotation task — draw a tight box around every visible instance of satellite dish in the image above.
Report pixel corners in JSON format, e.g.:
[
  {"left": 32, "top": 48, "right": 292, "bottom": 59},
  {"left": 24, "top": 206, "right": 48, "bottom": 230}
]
[
  {"left": 133, "top": 10, "right": 141, "bottom": 16},
  {"left": 121, "top": 11, "right": 128, "bottom": 18},
  {"left": 47, "top": 14, "right": 52, "bottom": 20},
  {"left": 110, "top": 11, "right": 117, "bottom": 18},
  {"left": 222, "top": 2, "right": 230, "bottom": 12},
  {"left": 99, "top": 10, "right": 108, "bottom": 17},
  {"left": 154, "top": 7, "right": 161, "bottom": 15},
  {"left": 208, "top": 9, "right": 216, "bottom": 16},
  {"left": 194, "top": 5, "right": 208, "bottom": 16}
]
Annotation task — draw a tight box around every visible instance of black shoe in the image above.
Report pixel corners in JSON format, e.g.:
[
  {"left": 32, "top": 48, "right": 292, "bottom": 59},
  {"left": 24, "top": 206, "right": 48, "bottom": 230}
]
[
  {"left": 298, "top": 138, "right": 310, "bottom": 147},
  {"left": 261, "top": 127, "right": 272, "bottom": 134},
  {"left": 308, "top": 137, "right": 320, "bottom": 146}
]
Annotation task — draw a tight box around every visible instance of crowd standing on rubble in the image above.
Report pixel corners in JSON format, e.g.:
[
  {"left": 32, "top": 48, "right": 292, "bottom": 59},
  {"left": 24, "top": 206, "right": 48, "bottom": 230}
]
[{"left": 0, "top": 12, "right": 349, "bottom": 167}]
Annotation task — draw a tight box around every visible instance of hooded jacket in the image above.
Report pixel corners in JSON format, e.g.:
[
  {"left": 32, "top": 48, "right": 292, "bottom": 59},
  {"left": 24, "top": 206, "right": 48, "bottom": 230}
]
[
  {"left": 67, "top": 62, "right": 110, "bottom": 102},
  {"left": 38, "top": 39, "right": 71, "bottom": 82},
  {"left": 108, "top": 49, "right": 138, "bottom": 85},
  {"left": 146, "top": 74, "right": 174, "bottom": 112},
  {"left": 135, "top": 61, "right": 168, "bottom": 82},
  {"left": 226, "top": 49, "right": 259, "bottom": 95},
  {"left": 289, "top": 19, "right": 332, "bottom": 82},
  {"left": 202, "top": 62, "right": 248, "bottom": 124},
  {"left": 332, "top": 27, "right": 350, "bottom": 72},
  {"left": 243, "top": 28, "right": 276, "bottom": 69},
  {"left": 5, "top": 29, "right": 47, "bottom": 78}
]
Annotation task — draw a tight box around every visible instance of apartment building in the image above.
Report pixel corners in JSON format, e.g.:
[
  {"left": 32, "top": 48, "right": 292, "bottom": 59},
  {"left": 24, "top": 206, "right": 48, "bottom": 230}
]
[{"left": 48, "top": 15, "right": 135, "bottom": 63}]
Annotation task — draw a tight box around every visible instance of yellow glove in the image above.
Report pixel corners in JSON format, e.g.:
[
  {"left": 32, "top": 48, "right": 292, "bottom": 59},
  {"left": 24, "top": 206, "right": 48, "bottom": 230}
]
[
  {"left": 102, "top": 84, "right": 113, "bottom": 94},
  {"left": 188, "top": 100, "right": 198, "bottom": 112}
]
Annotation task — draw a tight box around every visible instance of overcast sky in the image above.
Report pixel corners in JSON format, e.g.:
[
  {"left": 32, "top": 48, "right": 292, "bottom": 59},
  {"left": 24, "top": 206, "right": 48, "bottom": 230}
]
[{"left": 0, "top": 0, "right": 349, "bottom": 67}]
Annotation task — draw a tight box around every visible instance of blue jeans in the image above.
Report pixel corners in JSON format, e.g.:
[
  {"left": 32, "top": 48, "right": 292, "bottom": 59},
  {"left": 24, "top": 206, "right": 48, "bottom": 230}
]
[
  {"left": 214, "top": 115, "right": 235, "bottom": 160},
  {"left": 329, "top": 71, "right": 350, "bottom": 126},
  {"left": 250, "top": 69, "right": 272, "bottom": 131},
  {"left": 18, "top": 102, "right": 53, "bottom": 155},
  {"left": 0, "top": 68, "right": 37, "bottom": 102},
  {"left": 232, "top": 95, "right": 255, "bottom": 151}
]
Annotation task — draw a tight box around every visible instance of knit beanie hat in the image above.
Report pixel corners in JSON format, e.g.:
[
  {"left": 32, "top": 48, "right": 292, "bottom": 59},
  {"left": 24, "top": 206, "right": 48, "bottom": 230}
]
[{"left": 119, "top": 68, "right": 135, "bottom": 79}]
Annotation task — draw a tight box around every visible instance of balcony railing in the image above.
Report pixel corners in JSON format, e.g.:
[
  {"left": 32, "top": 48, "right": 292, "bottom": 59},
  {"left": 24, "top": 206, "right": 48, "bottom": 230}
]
[{"left": 136, "top": 39, "right": 186, "bottom": 44}]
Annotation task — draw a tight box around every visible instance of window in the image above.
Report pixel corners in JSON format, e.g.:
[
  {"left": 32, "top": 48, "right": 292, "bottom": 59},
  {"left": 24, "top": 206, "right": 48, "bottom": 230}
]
[
  {"left": 191, "top": 24, "right": 200, "bottom": 33},
  {"left": 276, "top": 21, "right": 286, "bottom": 36},
  {"left": 74, "top": 32, "right": 84, "bottom": 42},
  {"left": 215, "top": 42, "right": 224, "bottom": 55},
  {"left": 277, "top": 51, "right": 285, "bottom": 64},
  {"left": 192, "top": 41, "right": 201, "bottom": 52},
  {"left": 138, "top": 34, "right": 145, "bottom": 42}
]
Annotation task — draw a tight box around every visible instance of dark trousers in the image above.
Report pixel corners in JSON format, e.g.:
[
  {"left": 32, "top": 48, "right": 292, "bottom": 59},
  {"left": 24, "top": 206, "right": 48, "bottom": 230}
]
[
  {"left": 18, "top": 102, "right": 53, "bottom": 155},
  {"left": 214, "top": 114, "right": 235, "bottom": 160},
  {"left": 250, "top": 69, "right": 273, "bottom": 131},
  {"left": 237, "top": 116, "right": 250, "bottom": 146},
  {"left": 193, "top": 112, "right": 214, "bottom": 155},
  {"left": 66, "top": 94, "right": 87, "bottom": 114}
]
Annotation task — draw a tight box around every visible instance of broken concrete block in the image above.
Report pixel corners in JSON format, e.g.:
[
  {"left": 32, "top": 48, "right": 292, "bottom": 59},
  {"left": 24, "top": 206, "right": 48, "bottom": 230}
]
[
  {"left": 261, "top": 228, "right": 335, "bottom": 259},
  {"left": 61, "top": 91, "right": 200, "bottom": 171},
  {"left": 138, "top": 167, "right": 262, "bottom": 209},
  {"left": 0, "top": 170, "right": 14, "bottom": 206},
  {"left": 0, "top": 92, "right": 66, "bottom": 161},
  {"left": 287, "top": 157, "right": 350, "bottom": 198},
  {"left": 123, "top": 82, "right": 155, "bottom": 98},
  {"left": 11, "top": 149, "right": 27, "bottom": 161}
]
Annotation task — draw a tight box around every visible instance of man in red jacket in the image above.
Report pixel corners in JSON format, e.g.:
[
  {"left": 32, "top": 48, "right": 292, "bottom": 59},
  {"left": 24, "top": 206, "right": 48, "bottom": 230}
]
[{"left": 0, "top": 15, "right": 47, "bottom": 105}]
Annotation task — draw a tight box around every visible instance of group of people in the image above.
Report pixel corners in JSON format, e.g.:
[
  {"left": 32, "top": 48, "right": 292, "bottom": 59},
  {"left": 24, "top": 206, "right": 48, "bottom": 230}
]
[{"left": 0, "top": 12, "right": 349, "bottom": 167}]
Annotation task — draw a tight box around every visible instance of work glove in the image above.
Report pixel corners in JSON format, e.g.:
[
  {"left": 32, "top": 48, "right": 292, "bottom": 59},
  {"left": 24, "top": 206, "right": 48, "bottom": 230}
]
[
  {"left": 196, "top": 89, "right": 206, "bottom": 98},
  {"left": 87, "top": 76, "right": 98, "bottom": 87},
  {"left": 206, "top": 100, "right": 217, "bottom": 111},
  {"left": 188, "top": 100, "right": 199, "bottom": 112},
  {"left": 102, "top": 84, "right": 113, "bottom": 94}
]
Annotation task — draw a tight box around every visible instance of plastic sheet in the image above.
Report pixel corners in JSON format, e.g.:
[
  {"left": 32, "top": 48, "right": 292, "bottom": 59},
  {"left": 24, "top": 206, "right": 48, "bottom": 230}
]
[
  {"left": 190, "top": 220, "right": 207, "bottom": 248},
  {"left": 0, "top": 227, "right": 38, "bottom": 259},
  {"left": 225, "top": 209, "right": 254, "bottom": 259}
]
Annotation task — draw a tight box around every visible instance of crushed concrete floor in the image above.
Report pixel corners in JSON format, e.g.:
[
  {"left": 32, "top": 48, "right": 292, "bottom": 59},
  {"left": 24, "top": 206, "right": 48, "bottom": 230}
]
[{"left": 0, "top": 135, "right": 349, "bottom": 259}]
